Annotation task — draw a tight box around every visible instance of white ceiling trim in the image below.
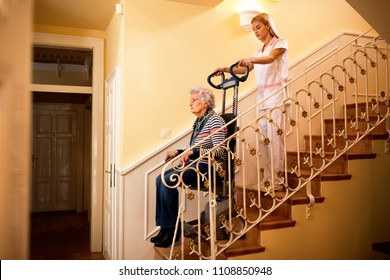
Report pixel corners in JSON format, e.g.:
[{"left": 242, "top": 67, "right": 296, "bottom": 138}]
[{"left": 164, "top": 0, "right": 224, "bottom": 7}]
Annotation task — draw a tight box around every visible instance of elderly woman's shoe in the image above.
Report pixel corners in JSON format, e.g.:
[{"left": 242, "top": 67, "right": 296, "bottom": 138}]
[
  {"left": 154, "top": 228, "right": 180, "bottom": 248},
  {"left": 150, "top": 228, "right": 166, "bottom": 243}
]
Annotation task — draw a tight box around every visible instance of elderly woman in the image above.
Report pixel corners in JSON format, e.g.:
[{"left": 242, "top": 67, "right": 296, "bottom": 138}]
[{"left": 151, "top": 86, "right": 227, "bottom": 248}]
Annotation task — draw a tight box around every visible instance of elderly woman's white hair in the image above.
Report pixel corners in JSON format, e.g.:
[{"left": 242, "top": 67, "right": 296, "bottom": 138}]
[{"left": 190, "top": 86, "right": 216, "bottom": 109}]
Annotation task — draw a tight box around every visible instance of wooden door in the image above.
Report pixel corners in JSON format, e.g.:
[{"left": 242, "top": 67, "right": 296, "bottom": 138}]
[{"left": 32, "top": 104, "right": 82, "bottom": 212}]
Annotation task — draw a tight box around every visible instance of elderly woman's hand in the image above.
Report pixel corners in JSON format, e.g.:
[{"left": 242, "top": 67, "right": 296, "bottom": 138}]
[
  {"left": 180, "top": 150, "right": 193, "bottom": 165},
  {"left": 165, "top": 150, "right": 179, "bottom": 163}
]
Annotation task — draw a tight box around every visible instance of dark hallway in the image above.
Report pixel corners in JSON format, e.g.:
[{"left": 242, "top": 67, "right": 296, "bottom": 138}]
[{"left": 29, "top": 211, "right": 104, "bottom": 260}]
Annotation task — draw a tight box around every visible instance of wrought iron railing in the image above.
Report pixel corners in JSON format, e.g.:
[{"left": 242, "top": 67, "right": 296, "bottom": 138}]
[{"left": 160, "top": 30, "right": 390, "bottom": 260}]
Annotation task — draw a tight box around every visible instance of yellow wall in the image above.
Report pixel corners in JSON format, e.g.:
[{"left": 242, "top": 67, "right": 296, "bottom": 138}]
[
  {"left": 34, "top": 0, "right": 373, "bottom": 169},
  {"left": 219, "top": 0, "right": 372, "bottom": 63},
  {"left": 119, "top": 0, "right": 254, "bottom": 168},
  {"left": 33, "top": 0, "right": 372, "bottom": 170},
  {"left": 114, "top": 0, "right": 372, "bottom": 168},
  {"left": 106, "top": 14, "right": 123, "bottom": 77}
]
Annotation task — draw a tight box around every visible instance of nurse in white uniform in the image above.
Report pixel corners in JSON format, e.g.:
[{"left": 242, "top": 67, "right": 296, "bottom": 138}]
[{"left": 215, "top": 12, "right": 288, "bottom": 189}]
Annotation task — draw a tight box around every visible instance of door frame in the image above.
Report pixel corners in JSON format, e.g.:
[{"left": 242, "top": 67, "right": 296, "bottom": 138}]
[{"left": 32, "top": 32, "right": 104, "bottom": 252}]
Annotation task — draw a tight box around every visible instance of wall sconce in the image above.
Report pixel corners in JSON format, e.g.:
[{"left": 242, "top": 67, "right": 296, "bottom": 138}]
[{"left": 238, "top": 10, "right": 259, "bottom": 31}]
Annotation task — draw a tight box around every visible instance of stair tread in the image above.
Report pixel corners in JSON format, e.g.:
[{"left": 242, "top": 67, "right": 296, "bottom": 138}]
[
  {"left": 225, "top": 239, "right": 265, "bottom": 258},
  {"left": 303, "top": 134, "right": 376, "bottom": 139},
  {"left": 287, "top": 151, "right": 352, "bottom": 158},
  {"left": 154, "top": 237, "right": 227, "bottom": 260},
  {"left": 242, "top": 209, "right": 297, "bottom": 230},
  {"left": 289, "top": 170, "right": 352, "bottom": 181},
  {"left": 290, "top": 194, "right": 325, "bottom": 205},
  {"left": 347, "top": 153, "right": 377, "bottom": 160},
  {"left": 324, "top": 115, "right": 387, "bottom": 122},
  {"left": 346, "top": 102, "right": 388, "bottom": 107},
  {"left": 287, "top": 150, "right": 377, "bottom": 160},
  {"left": 287, "top": 149, "right": 375, "bottom": 155},
  {"left": 260, "top": 218, "right": 296, "bottom": 230}
]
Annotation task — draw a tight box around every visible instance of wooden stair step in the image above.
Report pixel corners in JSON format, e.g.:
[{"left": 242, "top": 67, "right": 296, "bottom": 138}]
[
  {"left": 347, "top": 152, "right": 376, "bottom": 160},
  {"left": 288, "top": 169, "right": 352, "bottom": 181},
  {"left": 213, "top": 107, "right": 386, "bottom": 259},
  {"left": 242, "top": 206, "right": 295, "bottom": 226},
  {"left": 154, "top": 236, "right": 227, "bottom": 260},
  {"left": 259, "top": 216, "right": 297, "bottom": 231},
  {"left": 289, "top": 193, "right": 325, "bottom": 205},
  {"left": 222, "top": 103, "right": 387, "bottom": 259},
  {"left": 304, "top": 134, "right": 374, "bottom": 154},
  {"left": 224, "top": 212, "right": 295, "bottom": 258},
  {"left": 346, "top": 102, "right": 389, "bottom": 117},
  {"left": 236, "top": 185, "right": 292, "bottom": 221},
  {"left": 272, "top": 189, "right": 326, "bottom": 205},
  {"left": 287, "top": 151, "right": 349, "bottom": 174},
  {"left": 225, "top": 240, "right": 265, "bottom": 258},
  {"left": 324, "top": 117, "right": 388, "bottom": 136}
]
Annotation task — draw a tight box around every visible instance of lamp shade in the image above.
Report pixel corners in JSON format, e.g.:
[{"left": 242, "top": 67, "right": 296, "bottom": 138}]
[{"left": 238, "top": 10, "right": 259, "bottom": 31}]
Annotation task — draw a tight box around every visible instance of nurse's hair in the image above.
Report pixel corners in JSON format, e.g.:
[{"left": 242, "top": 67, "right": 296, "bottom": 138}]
[{"left": 251, "top": 13, "right": 280, "bottom": 38}]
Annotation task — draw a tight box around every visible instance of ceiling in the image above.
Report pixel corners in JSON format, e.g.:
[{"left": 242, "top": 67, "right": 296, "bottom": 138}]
[
  {"left": 34, "top": 0, "right": 118, "bottom": 30},
  {"left": 34, "top": 0, "right": 223, "bottom": 31}
]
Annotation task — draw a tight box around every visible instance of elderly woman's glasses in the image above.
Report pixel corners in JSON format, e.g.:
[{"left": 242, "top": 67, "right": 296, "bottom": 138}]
[{"left": 190, "top": 98, "right": 201, "bottom": 104}]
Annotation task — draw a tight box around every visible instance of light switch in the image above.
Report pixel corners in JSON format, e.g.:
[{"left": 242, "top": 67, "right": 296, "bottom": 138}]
[{"left": 160, "top": 128, "right": 171, "bottom": 139}]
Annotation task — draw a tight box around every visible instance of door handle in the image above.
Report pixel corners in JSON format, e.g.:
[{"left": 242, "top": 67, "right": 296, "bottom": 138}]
[{"left": 105, "top": 164, "right": 113, "bottom": 187}]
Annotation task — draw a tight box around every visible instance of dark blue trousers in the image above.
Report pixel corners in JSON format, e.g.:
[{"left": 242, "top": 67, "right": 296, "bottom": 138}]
[{"left": 155, "top": 162, "right": 209, "bottom": 228}]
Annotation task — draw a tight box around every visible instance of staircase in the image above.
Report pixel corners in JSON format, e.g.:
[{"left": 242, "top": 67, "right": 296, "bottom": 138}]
[
  {"left": 155, "top": 30, "right": 390, "bottom": 260},
  {"left": 223, "top": 101, "right": 389, "bottom": 258}
]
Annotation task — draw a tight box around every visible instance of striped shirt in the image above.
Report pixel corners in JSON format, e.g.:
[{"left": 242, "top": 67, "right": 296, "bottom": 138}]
[{"left": 191, "top": 111, "right": 227, "bottom": 167}]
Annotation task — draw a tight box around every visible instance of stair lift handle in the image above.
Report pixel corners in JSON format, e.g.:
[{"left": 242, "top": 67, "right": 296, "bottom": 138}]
[
  {"left": 229, "top": 62, "right": 249, "bottom": 82},
  {"left": 207, "top": 70, "right": 225, "bottom": 90}
]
